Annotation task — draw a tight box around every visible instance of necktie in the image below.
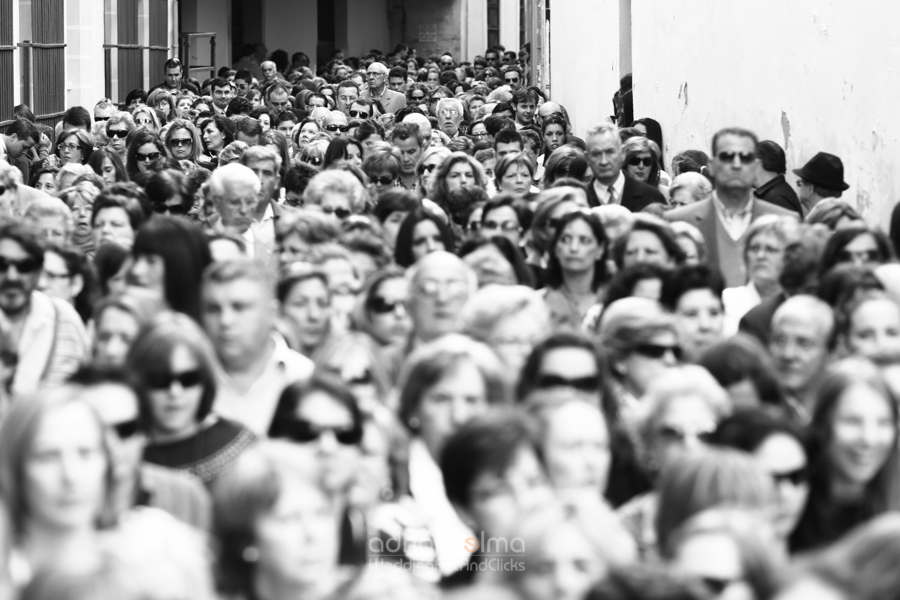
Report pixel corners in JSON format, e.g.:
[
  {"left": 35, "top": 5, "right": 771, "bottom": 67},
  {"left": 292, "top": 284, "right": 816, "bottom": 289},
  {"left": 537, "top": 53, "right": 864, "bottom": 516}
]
[{"left": 608, "top": 185, "right": 616, "bottom": 205}]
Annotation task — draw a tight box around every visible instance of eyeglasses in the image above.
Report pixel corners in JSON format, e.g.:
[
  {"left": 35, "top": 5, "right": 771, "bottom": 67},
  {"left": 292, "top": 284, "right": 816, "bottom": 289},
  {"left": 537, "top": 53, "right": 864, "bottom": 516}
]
[
  {"left": 632, "top": 343, "right": 683, "bottom": 361},
  {"left": 482, "top": 221, "right": 521, "bottom": 232},
  {"left": 349, "top": 110, "right": 369, "bottom": 119},
  {"left": 325, "top": 124, "right": 350, "bottom": 132},
  {"left": 439, "top": 109, "right": 460, "bottom": 117},
  {"left": 271, "top": 420, "right": 363, "bottom": 445},
  {"left": 145, "top": 369, "right": 203, "bottom": 390},
  {"left": 321, "top": 206, "right": 352, "bottom": 220},
  {"left": 0, "top": 256, "right": 40, "bottom": 274},
  {"left": 369, "top": 175, "right": 394, "bottom": 186},
  {"left": 58, "top": 142, "right": 80, "bottom": 152},
  {"left": 772, "top": 467, "right": 808, "bottom": 487},
  {"left": 301, "top": 155, "right": 323, "bottom": 166},
  {"left": 535, "top": 373, "right": 599, "bottom": 393},
  {"left": 419, "top": 163, "right": 439, "bottom": 174},
  {"left": 369, "top": 297, "right": 405, "bottom": 314},
  {"left": 168, "top": 137, "right": 193, "bottom": 148},
  {"left": 112, "top": 418, "right": 141, "bottom": 439},
  {"left": 135, "top": 151, "right": 161, "bottom": 162},
  {"left": 414, "top": 279, "right": 469, "bottom": 299},
  {"left": 107, "top": 129, "right": 129, "bottom": 139},
  {"left": 628, "top": 156, "right": 654, "bottom": 167},
  {"left": 716, "top": 151, "right": 757, "bottom": 164},
  {"left": 472, "top": 131, "right": 489, "bottom": 138}
]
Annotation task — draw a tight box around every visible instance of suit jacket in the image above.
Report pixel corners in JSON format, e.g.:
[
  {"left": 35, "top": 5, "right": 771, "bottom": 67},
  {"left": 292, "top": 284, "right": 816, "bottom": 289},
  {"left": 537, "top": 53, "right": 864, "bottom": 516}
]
[
  {"left": 586, "top": 175, "right": 666, "bottom": 212},
  {"left": 665, "top": 197, "right": 796, "bottom": 279},
  {"left": 362, "top": 87, "right": 407, "bottom": 115},
  {"left": 754, "top": 175, "right": 803, "bottom": 218}
]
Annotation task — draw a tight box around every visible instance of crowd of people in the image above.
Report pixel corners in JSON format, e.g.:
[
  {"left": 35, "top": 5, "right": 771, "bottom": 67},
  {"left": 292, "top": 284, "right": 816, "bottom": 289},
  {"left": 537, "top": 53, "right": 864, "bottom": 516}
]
[{"left": 0, "top": 37, "right": 900, "bottom": 600}]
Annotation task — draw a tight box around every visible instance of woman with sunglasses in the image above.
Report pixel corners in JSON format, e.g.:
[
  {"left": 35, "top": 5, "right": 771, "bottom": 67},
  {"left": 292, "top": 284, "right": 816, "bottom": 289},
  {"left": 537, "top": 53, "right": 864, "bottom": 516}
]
[
  {"left": 293, "top": 118, "right": 323, "bottom": 156},
  {"left": 352, "top": 267, "right": 412, "bottom": 347},
  {"left": 415, "top": 146, "right": 451, "bottom": 195},
  {"left": 163, "top": 118, "right": 202, "bottom": 165},
  {"left": 298, "top": 139, "right": 329, "bottom": 170},
  {"left": 818, "top": 223, "right": 894, "bottom": 277},
  {"left": 104, "top": 112, "right": 135, "bottom": 159},
  {"left": 125, "top": 130, "right": 166, "bottom": 179},
  {"left": 128, "top": 313, "right": 255, "bottom": 487},
  {"left": 198, "top": 115, "right": 235, "bottom": 167},
  {"left": 621, "top": 136, "right": 663, "bottom": 193},
  {"left": 131, "top": 105, "right": 162, "bottom": 133}
]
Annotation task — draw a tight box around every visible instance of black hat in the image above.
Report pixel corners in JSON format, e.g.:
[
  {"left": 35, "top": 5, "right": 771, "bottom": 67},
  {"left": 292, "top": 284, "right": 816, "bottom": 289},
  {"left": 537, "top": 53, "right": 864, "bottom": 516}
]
[{"left": 792, "top": 152, "right": 849, "bottom": 191}]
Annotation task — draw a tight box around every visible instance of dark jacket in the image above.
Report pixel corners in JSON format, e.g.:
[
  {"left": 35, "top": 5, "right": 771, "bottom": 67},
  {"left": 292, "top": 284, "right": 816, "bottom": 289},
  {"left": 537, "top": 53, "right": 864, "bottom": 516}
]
[
  {"left": 754, "top": 174, "right": 803, "bottom": 218},
  {"left": 586, "top": 174, "right": 666, "bottom": 212}
]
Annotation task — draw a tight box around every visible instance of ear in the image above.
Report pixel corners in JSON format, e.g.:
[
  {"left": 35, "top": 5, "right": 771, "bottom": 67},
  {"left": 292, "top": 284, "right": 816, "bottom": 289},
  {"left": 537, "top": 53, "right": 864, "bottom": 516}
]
[{"left": 69, "top": 274, "right": 84, "bottom": 299}]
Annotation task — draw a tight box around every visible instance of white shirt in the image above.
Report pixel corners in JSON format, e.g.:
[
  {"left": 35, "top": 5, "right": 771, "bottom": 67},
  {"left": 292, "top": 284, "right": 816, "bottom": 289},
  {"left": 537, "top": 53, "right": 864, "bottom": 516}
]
[
  {"left": 593, "top": 172, "right": 626, "bottom": 205},
  {"left": 722, "top": 282, "right": 762, "bottom": 336},
  {"left": 713, "top": 193, "right": 754, "bottom": 241}
]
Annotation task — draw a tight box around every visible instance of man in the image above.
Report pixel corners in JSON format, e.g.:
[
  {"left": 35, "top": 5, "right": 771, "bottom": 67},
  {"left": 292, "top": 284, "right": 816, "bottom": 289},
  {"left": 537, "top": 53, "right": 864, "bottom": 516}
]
[
  {"left": 503, "top": 67, "right": 523, "bottom": 91},
  {"left": 391, "top": 122, "right": 426, "bottom": 190},
  {"left": 769, "top": 295, "right": 835, "bottom": 418},
  {"left": 208, "top": 163, "right": 267, "bottom": 258},
  {"left": 336, "top": 80, "right": 361, "bottom": 116},
  {"left": 388, "top": 66, "right": 408, "bottom": 94},
  {"left": 151, "top": 58, "right": 200, "bottom": 95},
  {"left": 753, "top": 140, "right": 803, "bottom": 217},
  {"left": 493, "top": 128, "right": 524, "bottom": 159},
  {"left": 511, "top": 87, "right": 538, "bottom": 130},
  {"left": 667, "top": 127, "right": 794, "bottom": 287},
  {"left": 202, "top": 259, "right": 313, "bottom": 435},
  {"left": 401, "top": 112, "right": 433, "bottom": 140},
  {"left": 0, "top": 223, "right": 89, "bottom": 396},
  {"left": 307, "top": 92, "right": 328, "bottom": 111},
  {"left": 72, "top": 368, "right": 211, "bottom": 530},
  {"left": 260, "top": 60, "right": 283, "bottom": 89},
  {"left": 348, "top": 98, "right": 373, "bottom": 120},
  {"left": 792, "top": 151, "right": 849, "bottom": 215},
  {"left": 436, "top": 97, "right": 464, "bottom": 138},
  {"left": 240, "top": 146, "right": 281, "bottom": 243},
  {"left": 485, "top": 48, "right": 501, "bottom": 70},
  {"left": 323, "top": 110, "right": 349, "bottom": 140},
  {"left": 233, "top": 69, "right": 253, "bottom": 96},
  {"left": 361, "top": 61, "right": 407, "bottom": 115},
  {"left": 93, "top": 99, "right": 117, "bottom": 123},
  {"left": 265, "top": 83, "right": 292, "bottom": 113},
  {"left": 473, "top": 56, "right": 487, "bottom": 79},
  {"left": 0, "top": 119, "right": 39, "bottom": 165},
  {"left": 439, "top": 54, "right": 455, "bottom": 71},
  {"left": 210, "top": 78, "right": 235, "bottom": 116}
]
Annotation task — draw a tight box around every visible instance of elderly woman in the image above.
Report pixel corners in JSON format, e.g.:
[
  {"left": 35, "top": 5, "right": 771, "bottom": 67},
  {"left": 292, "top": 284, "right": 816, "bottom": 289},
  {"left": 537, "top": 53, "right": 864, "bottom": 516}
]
[
  {"left": 612, "top": 216, "right": 686, "bottom": 271},
  {"left": 722, "top": 216, "right": 798, "bottom": 335},
  {"left": 495, "top": 151, "right": 537, "bottom": 197},
  {"left": 104, "top": 111, "right": 135, "bottom": 158},
  {"left": 302, "top": 170, "right": 368, "bottom": 220},
  {"left": 668, "top": 172, "right": 713, "bottom": 208},
  {"left": 58, "top": 182, "right": 100, "bottom": 256},
  {"left": 669, "top": 221, "right": 706, "bottom": 266},
  {"left": 22, "top": 195, "right": 73, "bottom": 247},
  {"left": 298, "top": 138, "right": 330, "bottom": 169}
]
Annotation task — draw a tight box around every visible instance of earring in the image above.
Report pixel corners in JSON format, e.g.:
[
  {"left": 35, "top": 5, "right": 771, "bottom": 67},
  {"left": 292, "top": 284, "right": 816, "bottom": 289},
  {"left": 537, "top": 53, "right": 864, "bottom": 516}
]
[{"left": 242, "top": 547, "right": 260, "bottom": 563}]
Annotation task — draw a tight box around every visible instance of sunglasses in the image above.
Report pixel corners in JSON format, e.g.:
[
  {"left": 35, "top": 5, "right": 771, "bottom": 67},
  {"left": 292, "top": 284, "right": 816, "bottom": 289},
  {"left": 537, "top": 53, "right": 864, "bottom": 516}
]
[
  {"left": 505, "top": 78, "right": 520, "bottom": 84},
  {"left": 325, "top": 124, "right": 350, "bottom": 132},
  {"left": 419, "top": 163, "right": 438, "bottom": 174},
  {"left": 535, "top": 373, "right": 599, "bottom": 393},
  {"left": 301, "top": 155, "right": 323, "bottom": 166},
  {"left": 772, "top": 467, "right": 808, "bottom": 487},
  {"left": 716, "top": 151, "right": 757, "bottom": 164},
  {"left": 628, "top": 156, "right": 654, "bottom": 167},
  {"left": 95, "top": 116, "right": 111, "bottom": 122},
  {"left": 321, "top": 206, "right": 352, "bottom": 220},
  {"left": 369, "top": 297, "right": 405, "bottom": 314},
  {"left": 633, "top": 343, "right": 683, "bottom": 361},
  {"left": 168, "top": 138, "right": 193, "bottom": 147},
  {"left": 369, "top": 175, "right": 394, "bottom": 186},
  {"left": 838, "top": 249, "right": 880, "bottom": 264},
  {"left": 0, "top": 256, "right": 40, "bottom": 274},
  {"left": 112, "top": 418, "right": 141, "bottom": 439},
  {"left": 152, "top": 203, "right": 189, "bottom": 215},
  {"left": 410, "top": 96, "right": 426, "bottom": 104},
  {"left": 136, "top": 151, "right": 162, "bottom": 162},
  {"left": 349, "top": 110, "right": 369, "bottom": 119},
  {"left": 107, "top": 129, "right": 129, "bottom": 139},
  {"left": 144, "top": 369, "right": 203, "bottom": 390},
  {"left": 271, "top": 420, "right": 363, "bottom": 445}
]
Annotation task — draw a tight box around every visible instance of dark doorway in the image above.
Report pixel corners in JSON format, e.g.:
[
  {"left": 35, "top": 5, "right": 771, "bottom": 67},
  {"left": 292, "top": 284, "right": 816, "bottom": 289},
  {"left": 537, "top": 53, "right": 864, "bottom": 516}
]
[
  {"left": 231, "top": 0, "right": 262, "bottom": 62},
  {"left": 317, "top": 0, "right": 335, "bottom": 67}
]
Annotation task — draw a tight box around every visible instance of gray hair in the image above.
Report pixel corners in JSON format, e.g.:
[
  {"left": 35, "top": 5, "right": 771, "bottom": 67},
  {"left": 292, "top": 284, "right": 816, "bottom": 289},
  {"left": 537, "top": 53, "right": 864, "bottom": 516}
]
[
  {"left": 207, "top": 163, "right": 261, "bottom": 199},
  {"left": 302, "top": 170, "right": 366, "bottom": 213}
]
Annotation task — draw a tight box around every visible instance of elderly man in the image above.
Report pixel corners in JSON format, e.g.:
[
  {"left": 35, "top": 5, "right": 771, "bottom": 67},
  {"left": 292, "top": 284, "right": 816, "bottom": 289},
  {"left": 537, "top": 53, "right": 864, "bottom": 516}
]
[
  {"left": 92, "top": 99, "right": 117, "bottom": 123},
  {"left": 401, "top": 112, "right": 433, "bottom": 140},
  {"left": 265, "top": 83, "right": 293, "bottom": 113},
  {"left": 584, "top": 122, "right": 665, "bottom": 213},
  {"left": 769, "top": 295, "right": 835, "bottom": 420},
  {"left": 260, "top": 60, "right": 284, "bottom": 89},
  {"left": 208, "top": 163, "right": 272, "bottom": 259},
  {"left": 201, "top": 259, "right": 313, "bottom": 435},
  {"left": 792, "top": 151, "right": 850, "bottom": 215},
  {"left": 323, "top": 110, "right": 350, "bottom": 140},
  {"left": 667, "top": 127, "right": 794, "bottom": 287},
  {"left": 391, "top": 122, "right": 426, "bottom": 191},
  {"left": 239, "top": 146, "right": 281, "bottom": 261},
  {"left": 362, "top": 61, "right": 407, "bottom": 115},
  {"left": 385, "top": 251, "right": 477, "bottom": 383},
  {"left": 436, "top": 97, "right": 464, "bottom": 138}
]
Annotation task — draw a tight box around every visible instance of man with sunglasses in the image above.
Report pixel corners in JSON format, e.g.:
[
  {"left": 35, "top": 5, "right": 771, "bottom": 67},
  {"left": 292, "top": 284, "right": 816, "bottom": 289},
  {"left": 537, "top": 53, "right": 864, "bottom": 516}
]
[
  {"left": 323, "top": 110, "right": 350, "bottom": 140},
  {"left": 0, "top": 223, "right": 89, "bottom": 396},
  {"left": 503, "top": 66, "right": 523, "bottom": 91},
  {"left": 150, "top": 58, "right": 200, "bottom": 95},
  {"left": 361, "top": 61, "right": 407, "bottom": 115},
  {"left": 92, "top": 99, "right": 117, "bottom": 124},
  {"left": 667, "top": 127, "right": 795, "bottom": 287}
]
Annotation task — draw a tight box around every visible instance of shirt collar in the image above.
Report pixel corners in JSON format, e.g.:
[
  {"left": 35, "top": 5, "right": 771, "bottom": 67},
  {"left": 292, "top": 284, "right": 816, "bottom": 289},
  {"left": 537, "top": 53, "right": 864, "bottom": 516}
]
[{"left": 713, "top": 192, "right": 753, "bottom": 218}]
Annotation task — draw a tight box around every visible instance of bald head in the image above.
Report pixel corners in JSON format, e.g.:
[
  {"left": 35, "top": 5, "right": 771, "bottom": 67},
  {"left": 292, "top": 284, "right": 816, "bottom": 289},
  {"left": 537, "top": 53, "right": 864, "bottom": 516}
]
[
  {"left": 403, "top": 112, "right": 432, "bottom": 139},
  {"left": 407, "top": 251, "right": 477, "bottom": 343},
  {"left": 772, "top": 295, "right": 835, "bottom": 338},
  {"left": 538, "top": 101, "right": 562, "bottom": 119},
  {"left": 770, "top": 294, "right": 834, "bottom": 400}
]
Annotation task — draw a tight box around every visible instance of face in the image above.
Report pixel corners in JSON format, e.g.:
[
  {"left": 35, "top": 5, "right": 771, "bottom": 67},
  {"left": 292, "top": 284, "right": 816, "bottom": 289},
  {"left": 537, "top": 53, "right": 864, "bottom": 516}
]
[
  {"left": 408, "top": 89, "right": 427, "bottom": 108},
  {"left": 246, "top": 158, "right": 280, "bottom": 203},
  {"left": 319, "top": 191, "right": 352, "bottom": 220},
  {"left": 446, "top": 161, "right": 476, "bottom": 190},
  {"left": 134, "top": 142, "right": 162, "bottom": 173},
  {"left": 672, "top": 533, "right": 755, "bottom": 600},
  {"left": 543, "top": 124, "right": 565, "bottom": 152},
  {"left": 367, "top": 169, "right": 395, "bottom": 197},
  {"left": 366, "top": 70, "right": 386, "bottom": 90},
  {"left": 515, "top": 100, "right": 536, "bottom": 125},
  {"left": 92, "top": 207, "right": 134, "bottom": 251},
  {"left": 426, "top": 71, "right": 439, "bottom": 86},
  {"left": 298, "top": 122, "right": 319, "bottom": 146},
  {"left": 411, "top": 220, "right": 446, "bottom": 261},
  {"left": 409, "top": 261, "right": 471, "bottom": 341},
  {"left": 337, "top": 87, "right": 359, "bottom": 114},
  {"left": 94, "top": 306, "right": 140, "bottom": 367},
  {"left": 463, "top": 243, "right": 517, "bottom": 288},
  {"left": 847, "top": 298, "right": 900, "bottom": 357},
  {"left": 438, "top": 104, "right": 462, "bottom": 136},
  {"left": 754, "top": 433, "right": 809, "bottom": 538},
  {"left": 37, "top": 251, "right": 75, "bottom": 302},
  {"left": 216, "top": 180, "right": 259, "bottom": 233},
  {"left": 32, "top": 215, "right": 68, "bottom": 246},
  {"left": 164, "top": 66, "right": 182, "bottom": 87},
  {"left": 26, "top": 402, "right": 107, "bottom": 531},
  {"left": 133, "top": 111, "right": 155, "bottom": 130},
  {"left": 586, "top": 132, "right": 623, "bottom": 184},
  {"left": 419, "top": 154, "right": 444, "bottom": 190},
  {"left": 267, "top": 92, "right": 291, "bottom": 113},
  {"left": 0, "top": 239, "right": 40, "bottom": 316},
  {"left": 388, "top": 77, "right": 406, "bottom": 93},
  {"left": 671, "top": 187, "right": 696, "bottom": 208},
  {"left": 282, "top": 277, "right": 331, "bottom": 349},
  {"left": 840, "top": 233, "right": 881, "bottom": 268},
  {"left": 324, "top": 114, "right": 349, "bottom": 140},
  {"left": 58, "top": 134, "right": 84, "bottom": 165},
  {"left": 517, "top": 522, "right": 608, "bottom": 600},
  {"left": 746, "top": 232, "right": 784, "bottom": 285},
  {"left": 500, "top": 164, "right": 531, "bottom": 195},
  {"left": 145, "top": 344, "right": 205, "bottom": 437},
  {"left": 107, "top": 124, "right": 129, "bottom": 154},
  {"left": 770, "top": 314, "right": 831, "bottom": 395},
  {"left": 256, "top": 114, "right": 271, "bottom": 131},
  {"left": 674, "top": 289, "right": 724, "bottom": 362},
  {"left": 202, "top": 122, "right": 225, "bottom": 152},
  {"left": 212, "top": 84, "right": 234, "bottom": 109},
  {"left": 84, "top": 383, "right": 144, "bottom": 489},
  {"left": 482, "top": 205, "right": 522, "bottom": 246},
  {"left": 201, "top": 279, "right": 274, "bottom": 370},
  {"left": 625, "top": 151, "right": 653, "bottom": 182},
  {"left": 176, "top": 98, "right": 193, "bottom": 117},
  {"left": 33, "top": 173, "right": 57, "bottom": 195},
  {"left": 128, "top": 253, "right": 165, "bottom": 297},
  {"left": 828, "top": 383, "right": 895, "bottom": 488},
  {"left": 652, "top": 395, "right": 719, "bottom": 467},
  {"left": 543, "top": 402, "right": 610, "bottom": 494},
  {"left": 710, "top": 134, "right": 759, "bottom": 192},
  {"left": 481, "top": 158, "right": 496, "bottom": 181},
  {"left": 618, "top": 330, "right": 680, "bottom": 396},
  {"left": 555, "top": 218, "right": 603, "bottom": 274},
  {"left": 496, "top": 141, "right": 523, "bottom": 160},
  {"left": 291, "top": 390, "right": 361, "bottom": 495},
  {"left": 367, "top": 277, "right": 411, "bottom": 346}
]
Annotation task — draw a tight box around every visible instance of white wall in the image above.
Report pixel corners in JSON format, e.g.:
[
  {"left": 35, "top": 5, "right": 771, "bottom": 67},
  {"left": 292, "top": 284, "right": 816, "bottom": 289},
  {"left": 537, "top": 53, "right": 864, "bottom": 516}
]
[
  {"left": 183, "top": 0, "right": 230, "bottom": 71},
  {"left": 65, "top": 0, "right": 106, "bottom": 109},
  {"left": 499, "top": 0, "right": 518, "bottom": 53},
  {"left": 346, "top": 0, "right": 390, "bottom": 57},
  {"left": 264, "top": 0, "right": 317, "bottom": 65},
  {"left": 550, "top": 0, "right": 621, "bottom": 137},
  {"left": 463, "top": 0, "right": 487, "bottom": 63},
  {"left": 632, "top": 0, "right": 900, "bottom": 224}
]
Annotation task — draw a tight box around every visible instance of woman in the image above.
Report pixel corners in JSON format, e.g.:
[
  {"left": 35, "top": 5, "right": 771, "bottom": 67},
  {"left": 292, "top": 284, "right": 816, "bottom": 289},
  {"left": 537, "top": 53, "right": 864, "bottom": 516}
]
[
  {"left": 372, "top": 189, "right": 419, "bottom": 250},
  {"left": 428, "top": 152, "right": 488, "bottom": 210},
  {"left": 416, "top": 146, "right": 452, "bottom": 195},
  {"left": 129, "top": 313, "right": 255, "bottom": 486},
  {"left": 163, "top": 119, "right": 203, "bottom": 165},
  {"left": 459, "top": 236, "right": 535, "bottom": 287},
  {"left": 612, "top": 217, "right": 686, "bottom": 271},
  {"left": 661, "top": 264, "right": 726, "bottom": 364},
  {"left": 294, "top": 118, "right": 323, "bottom": 155},
  {"left": 52, "top": 129, "right": 94, "bottom": 167},
  {"left": 147, "top": 88, "right": 176, "bottom": 123},
  {"left": 298, "top": 139, "right": 329, "bottom": 169},
  {"left": 699, "top": 334, "right": 791, "bottom": 415},
  {"left": 125, "top": 130, "right": 166, "bottom": 179},
  {"left": 250, "top": 107, "right": 272, "bottom": 132},
  {"left": 669, "top": 221, "right": 706, "bottom": 266},
  {"left": 58, "top": 182, "right": 100, "bottom": 256},
  {"left": 790, "top": 359, "right": 900, "bottom": 553},
  {"left": 805, "top": 198, "right": 863, "bottom": 230},
  {"left": 632, "top": 118, "right": 666, "bottom": 179},
  {"left": 261, "top": 129, "right": 290, "bottom": 181},
  {"left": 363, "top": 152, "right": 402, "bottom": 201},
  {"left": 668, "top": 172, "right": 713, "bottom": 208},
  {"left": 479, "top": 193, "right": 531, "bottom": 247},
  {"left": 92, "top": 290, "right": 165, "bottom": 367},
  {"left": 819, "top": 224, "right": 894, "bottom": 277},
  {"left": 540, "top": 114, "right": 568, "bottom": 161},
  {"left": 93, "top": 243, "right": 131, "bottom": 298},
  {"left": 0, "top": 388, "right": 114, "bottom": 588},
  {"left": 87, "top": 147, "right": 128, "bottom": 185},
  {"left": 522, "top": 186, "right": 588, "bottom": 284},
  {"left": 352, "top": 267, "right": 412, "bottom": 347},
  {"left": 602, "top": 263, "right": 670, "bottom": 307},
  {"left": 393, "top": 209, "right": 454, "bottom": 268},
  {"left": 91, "top": 183, "right": 148, "bottom": 252},
  {"left": 542, "top": 146, "right": 590, "bottom": 188},
  {"left": 323, "top": 138, "right": 363, "bottom": 169},
  {"left": 199, "top": 115, "right": 235, "bottom": 165},
  {"left": 621, "top": 136, "right": 663, "bottom": 189},
  {"left": 129, "top": 215, "right": 212, "bottom": 322},
  {"left": 104, "top": 112, "right": 135, "bottom": 159},
  {"left": 277, "top": 268, "right": 340, "bottom": 360},
  {"left": 495, "top": 151, "right": 536, "bottom": 196},
  {"left": 840, "top": 291, "right": 900, "bottom": 358},
  {"left": 132, "top": 105, "right": 162, "bottom": 132},
  {"left": 174, "top": 92, "right": 195, "bottom": 119},
  {"left": 542, "top": 209, "right": 610, "bottom": 331},
  {"left": 722, "top": 216, "right": 797, "bottom": 335},
  {"left": 29, "top": 165, "right": 60, "bottom": 196},
  {"left": 145, "top": 169, "right": 193, "bottom": 216},
  {"left": 38, "top": 244, "right": 95, "bottom": 323}
]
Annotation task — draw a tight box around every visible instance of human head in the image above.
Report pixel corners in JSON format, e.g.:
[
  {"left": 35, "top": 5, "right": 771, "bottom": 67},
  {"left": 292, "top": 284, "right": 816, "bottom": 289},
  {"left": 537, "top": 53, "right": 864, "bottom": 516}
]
[
  {"left": 769, "top": 295, "right": 836, "bottom": 402},
  {"left": 709, "top": 127, "right": 760, "bottom": 193},
  {"left": 660, "top": 264, "right": 725, "bottom": 363},
  {"left": 669, "top": 172, "right": 714, "bottom": 207},
  {"left": 393, "top": 209, "right": 455, "bottom": 268},
  {"left": 494, "top": 151, "right": 536, "bottom": 196},
  {"left": 585, "top": 122, "right": 623, "bottom": 186},
  {"left": 207, "top": 163, "right": 262, "bottom": 234},
  {"left": 699, "top": 334, "right": 788, "bottom": 411},
  {"left": 546, "top": 209, "right": 610, "bottom": 292},
  {"left": 405, "top": 251, "right": 477, "bottom": 343}
]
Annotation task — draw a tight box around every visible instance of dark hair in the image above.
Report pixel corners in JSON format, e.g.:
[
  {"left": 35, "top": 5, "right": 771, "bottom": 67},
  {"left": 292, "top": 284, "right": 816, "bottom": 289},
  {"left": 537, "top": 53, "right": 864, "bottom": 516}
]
[
  {"left": 393, "top": 209, "right": 454, "bottom": 268},
  {"left": 511, "top": 87, "right": 539, "bottom": 106},
  {"left": 0, "top": 222, "right": 44, "bottom": 264},
  {"left": 282, "top": 162, "right": 319, "bottom": 197},
  {"left": 493, "top": 128, "right": 523, "bottom": 150},
  {"left": 542, "top": 146, "right": 590, "bottom": 187},
  {"left": 57, "top": 129, "right": 95, "bottom": 165},
  {"left": 483, "top": 115, "right": 516, "bottom": 137},
  {"left": 355, "top": 118, "right": 385, "bottom": 144},
  {"left": 388, "top": 66, "right": 407, "bottom": 80},
  {"left": 268, "top": 371, "right": 363, "bottom": 439},
  {"left": 91, "top": 183, "right": 149, "bottom": 231},
  {"left": 445, "top": 186, "right": 490, "bottom": 228},
  {"left": 323, "top": 138, "right": 363, "bottom": 169},
  {"left": 226, "top": 96, "right": 253, "bottom": 117},
  {"left": 603, "top": 262, "right": 671, "bottom": 307},
  {"left": 440, "top": 410, "right": 542, "bottom": 509},
  {"left": 272, "top": 110, "right": 298, "bottom": 128},
  {"left": 125, "top": 129, "right": 165, "bottom": 178},
  {"left": 660, "top": 264, "right": 724, "bottom": 310},
  {"left": 819, "top": 224, "right": 894, "bottom": 278},
  {"left": 93, "top": 243, "right": 130, "bottom": 296},
  {"left": 198, "top": 115, "right": 236, "bottom": 153},
  {"left": 145, "top": 169, "right": 191, "bottom": 214},
  {"left": 233, "top": 116, "right": 263, "bottom": 140},
  {"left": 5, "top": 118, "right": 39, "bottom": 144},
  {"left": 612, "top": 219, "right": 686, "bottom": 270},
  {"left": 391, "top": 122, "right": 425, "bottom": 148},
  {"left": 87, "top": 148, "right": 128, "bottom": 184},
  {"left": 481, "top": 192, "right": 533, "bottom": 231},
  {"left": 710, "top": 127, "right": 759, "bottom": 156},
  {"left": 699, "top": 334, "right": 789, "bottom": 410},
  {"left": 545, "top": 210, "right": 610, "bottom": 292},
  {"left": 517, "top": 331, "right": 602, "bottom": 401},
  {"left": 125, "top": 89, "right": 149, "bottom": 106},
  {"left": 710, "top": 407, "right": 806, "bottom": 453},
  {"left": 13, "top": 104, "right": 35, "bottom": 123},
  {"left": 62, "top": 106, "right": 92, "bottom": 130},
  {"left": 458, "top": 236, "right": 535, "bottom": 288},
  {"left": 373, "top": 189, "right": 420, "bottom": 223},
  {"left": 756, "top": 140, "right": 786, "bottom": 174},
  {"left": 131, "top": 216, "right": 212, "bottom": 321}
]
